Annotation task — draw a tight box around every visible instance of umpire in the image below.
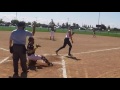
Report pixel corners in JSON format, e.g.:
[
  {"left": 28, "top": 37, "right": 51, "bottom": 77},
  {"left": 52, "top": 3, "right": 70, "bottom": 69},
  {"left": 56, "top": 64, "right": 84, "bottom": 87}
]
[{"left": 9, "top": 21, "right": 36, "bottom": 76}]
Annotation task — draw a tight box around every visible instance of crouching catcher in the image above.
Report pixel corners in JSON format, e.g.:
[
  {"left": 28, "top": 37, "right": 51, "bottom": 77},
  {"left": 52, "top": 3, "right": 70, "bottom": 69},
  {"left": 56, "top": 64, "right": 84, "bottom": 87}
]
[{"left": 27, "top": 37, "right": 53, "bottom": 66}]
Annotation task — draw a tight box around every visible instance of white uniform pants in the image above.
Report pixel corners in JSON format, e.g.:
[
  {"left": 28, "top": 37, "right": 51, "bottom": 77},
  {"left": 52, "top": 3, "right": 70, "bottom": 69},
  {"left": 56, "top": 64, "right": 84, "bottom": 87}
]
[
  {"left": 50, "top": 31, "right": 54, "bottom": 38},
  {"left": 27, "top": 54, "right": 42, "bottom": 61}
]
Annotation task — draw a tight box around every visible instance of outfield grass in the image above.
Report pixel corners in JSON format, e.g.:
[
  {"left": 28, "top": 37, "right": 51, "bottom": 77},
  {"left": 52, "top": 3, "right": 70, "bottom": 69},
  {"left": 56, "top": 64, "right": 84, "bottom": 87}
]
[{"left": 0, "top": 26, "right": 120, "bottom": 37}]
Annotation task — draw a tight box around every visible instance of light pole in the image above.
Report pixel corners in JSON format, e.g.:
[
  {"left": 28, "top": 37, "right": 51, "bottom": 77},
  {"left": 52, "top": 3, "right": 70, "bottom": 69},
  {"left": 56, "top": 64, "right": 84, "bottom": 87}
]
[
  {"left": 2, "top": 16, "right": 6, "bottom": 20},
  {"left": 35, "top": 17, "right": 37, "bottom": 22},
  {"left": 67, "top": 18, "right": 69, "bottom": 28},
  {"left": 22, "top": 18, "right": 24, "bottom": 21},
  {"left": 67, "top": 18, "right": 69, "bottom": 24},
  {"left": 98, "top": 12, "right": 100, "bottom": 25},
  {"left": 16, "top": 12, "right": 17, "bottom": 20}
]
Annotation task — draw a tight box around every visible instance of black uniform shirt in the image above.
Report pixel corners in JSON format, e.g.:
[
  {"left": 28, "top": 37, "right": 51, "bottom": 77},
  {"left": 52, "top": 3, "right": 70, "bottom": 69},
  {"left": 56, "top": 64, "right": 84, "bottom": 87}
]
[{"left": 27, "top": 43, "right": 35, "bottom": 56}]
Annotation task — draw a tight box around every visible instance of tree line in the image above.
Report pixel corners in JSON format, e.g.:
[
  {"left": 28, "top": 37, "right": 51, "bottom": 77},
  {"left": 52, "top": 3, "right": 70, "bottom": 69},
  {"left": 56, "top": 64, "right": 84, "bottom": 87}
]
[{"left": 0, "top": 19, "right": 120, "bottom": 31}]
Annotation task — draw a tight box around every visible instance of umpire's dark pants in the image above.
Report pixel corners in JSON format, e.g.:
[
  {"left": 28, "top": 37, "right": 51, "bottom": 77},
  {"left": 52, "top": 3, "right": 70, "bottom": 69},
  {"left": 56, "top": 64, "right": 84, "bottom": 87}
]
[{"left": 13, "top": 44, "right": 27, "bottom": 73}]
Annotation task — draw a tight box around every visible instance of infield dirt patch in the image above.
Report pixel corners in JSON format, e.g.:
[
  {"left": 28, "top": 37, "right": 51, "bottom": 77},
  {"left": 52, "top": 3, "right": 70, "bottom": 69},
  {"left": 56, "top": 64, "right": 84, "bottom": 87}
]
[{"left": 0, "top": 31, "right": 120, "bottom": 78}]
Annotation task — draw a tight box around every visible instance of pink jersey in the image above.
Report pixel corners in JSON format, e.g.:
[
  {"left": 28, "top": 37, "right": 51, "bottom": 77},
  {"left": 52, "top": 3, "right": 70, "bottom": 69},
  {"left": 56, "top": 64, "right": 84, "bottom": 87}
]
[{"left": 65, "top": 30, "right": 71, "bottom": 38}]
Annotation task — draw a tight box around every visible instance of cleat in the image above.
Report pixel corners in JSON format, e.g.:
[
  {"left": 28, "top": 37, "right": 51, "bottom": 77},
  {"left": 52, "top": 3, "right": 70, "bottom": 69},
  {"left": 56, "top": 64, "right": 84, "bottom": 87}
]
[
  {"left": 48, "top": 63, "right": 53, "bottom": 66},
  {"left": 68, "top": 54, "right": 73, "bottom": 57}
]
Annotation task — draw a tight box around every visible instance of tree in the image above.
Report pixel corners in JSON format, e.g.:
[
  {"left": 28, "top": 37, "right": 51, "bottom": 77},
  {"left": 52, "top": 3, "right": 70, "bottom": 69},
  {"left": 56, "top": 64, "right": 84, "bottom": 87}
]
[
  {"left": 73, "top": 23, "right": 76, "bottom": 27},
  {"left": 27, "top": 22, "right": 31, "bottom": 25},
  {"left": 68, "top": 24, "right": 71, "bottom": 28},
  {"left": 57, "top": 22, "right": 59, "bottom": 26},
  {"left": 76, "top": 24, "right": 80, "bottom": 29},
  {"left": 25, "top": 22, "right": 31, "bottom": 27},
  {"left": 37, "top": 23, "right": 41, "bottom": 27},
  {"left": 101, "top": 24, "right": 106, "bottom": 30},
  {"left": 0, "top": 19, "right": 4, "bottom": 24},
  {"left": 4, "top": 22, "right": 11, "bottom": 26},
  {"left": 61, "top": 23, "right": 65, "bottom": 29},
  {"left": 66, "top": 22, "right": 68, "bottom": 28},
  {"left": 11, "top": 19, "right": 19, "bottom": 26},
  {"left": 108, "top": 25, "right": 110, "bottom": 30},
  {"left": 88, "top": 25, "right": 89, "bottom": 28},
  {"left": 90, "top": 25, "right": 91, "bottom": 28}
]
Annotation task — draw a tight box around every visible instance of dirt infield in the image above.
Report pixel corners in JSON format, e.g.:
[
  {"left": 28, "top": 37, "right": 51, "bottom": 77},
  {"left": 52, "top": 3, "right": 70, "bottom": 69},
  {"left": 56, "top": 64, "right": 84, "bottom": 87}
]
[{"left": 0, "top": 31, "right": 120, "bottom": 78}]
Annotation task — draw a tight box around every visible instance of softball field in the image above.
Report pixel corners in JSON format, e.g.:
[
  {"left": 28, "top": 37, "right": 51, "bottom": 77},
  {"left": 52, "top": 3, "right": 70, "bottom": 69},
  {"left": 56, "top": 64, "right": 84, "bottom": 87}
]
[{"left": 0, "top": 31, "right": 120, "bottom": 78}]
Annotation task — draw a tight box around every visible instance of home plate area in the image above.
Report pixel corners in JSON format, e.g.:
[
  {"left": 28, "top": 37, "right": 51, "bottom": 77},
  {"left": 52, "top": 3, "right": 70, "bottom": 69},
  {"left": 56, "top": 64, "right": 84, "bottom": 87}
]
[{"left": 0, "top": 54, "right": 64, "bottom": 78}]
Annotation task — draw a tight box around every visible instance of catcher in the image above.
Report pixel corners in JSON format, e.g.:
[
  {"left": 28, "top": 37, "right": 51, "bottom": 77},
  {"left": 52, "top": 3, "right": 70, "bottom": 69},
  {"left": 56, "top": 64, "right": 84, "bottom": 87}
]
[{"left": 27, "top": 37, "right": 53, "bottom": 67}]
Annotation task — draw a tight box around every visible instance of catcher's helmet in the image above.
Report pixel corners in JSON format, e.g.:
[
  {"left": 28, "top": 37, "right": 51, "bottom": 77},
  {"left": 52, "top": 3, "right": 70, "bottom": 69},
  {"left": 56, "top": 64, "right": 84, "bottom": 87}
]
[{"left": 28, "top": 37, "right": 34, "bottom": 42}]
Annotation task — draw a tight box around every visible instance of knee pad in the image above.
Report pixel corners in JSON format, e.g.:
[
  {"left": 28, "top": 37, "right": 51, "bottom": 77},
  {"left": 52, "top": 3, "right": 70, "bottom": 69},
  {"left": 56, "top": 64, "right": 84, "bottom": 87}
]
[{"left": 41, "top": 56, "right": 45, "bottom": 60}]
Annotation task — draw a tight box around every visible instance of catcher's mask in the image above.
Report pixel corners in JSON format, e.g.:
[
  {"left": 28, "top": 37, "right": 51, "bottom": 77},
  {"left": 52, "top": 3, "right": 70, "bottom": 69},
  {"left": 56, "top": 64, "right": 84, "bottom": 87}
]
[{"left": 28, "top": 37, "right": 34, "bottom": 42}]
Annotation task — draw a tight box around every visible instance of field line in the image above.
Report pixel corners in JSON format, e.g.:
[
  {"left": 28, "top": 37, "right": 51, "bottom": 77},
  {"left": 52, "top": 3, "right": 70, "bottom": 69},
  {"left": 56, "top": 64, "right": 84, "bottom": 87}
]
[
  {"left": 0, "top": 48, "right": 9, "bottom": 51},
  {"left": 44, "top": 54, "right": 67, "bottom": 78},
  {"left": 1, "top": 47, "right": 120, "bottom": 78},
  {"left": 1, "top": 44, "right": 120, "bottom": 56},
  {"left": 61, "top": 56, "right": 67, "bottom": 78},
  {"left": 72, "top": 47, "right": 120, "bottom": 55},
  {"left": 48, "top": 47, "right": 120, "bottom": 57},
  {"left": 0, "top": 57, "right": 10, "bottom": 64}
]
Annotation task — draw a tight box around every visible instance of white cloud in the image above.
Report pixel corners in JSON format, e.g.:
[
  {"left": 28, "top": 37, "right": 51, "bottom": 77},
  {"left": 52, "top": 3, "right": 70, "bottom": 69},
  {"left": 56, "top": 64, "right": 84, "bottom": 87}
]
[
  {"left": 0, "top": 14, "right": 46, "bottom": 23},
  {"left": 0, "top": 13, "right": 16, "bottom": 22},
  {"left": 0, "top": 13, "right": 68, "bottom": 25},
  {"left": 0, "top": 13, "right": 120, "bottom": 28}
]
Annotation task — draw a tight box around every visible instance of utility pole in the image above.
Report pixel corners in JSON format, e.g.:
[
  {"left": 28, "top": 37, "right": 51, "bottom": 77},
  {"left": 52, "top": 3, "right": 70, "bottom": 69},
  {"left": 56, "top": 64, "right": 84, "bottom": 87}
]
[
  {"left": 98, "top": 12, "right": 100, "bottom": 25},
  {"left": 35, "top": 17, "right": 37, "bottom": 22},
  {"left": 23, "top": 18, "right": 24, "bottom": 21},
  {"left": 67, "top": 18, "right": 69, "bottom": 28},
  {"left": 68, "top": 18, "right": 69, "bottom": 24},
  {"left": 16, "top": 12, "right": 17, "bottom": 20}
]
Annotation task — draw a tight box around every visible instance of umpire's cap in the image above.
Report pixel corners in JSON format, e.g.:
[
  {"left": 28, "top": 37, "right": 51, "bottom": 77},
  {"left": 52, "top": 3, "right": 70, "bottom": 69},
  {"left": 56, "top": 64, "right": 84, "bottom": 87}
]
[{"left": 17, "top": 21, "right": 26, "bottom": 27}]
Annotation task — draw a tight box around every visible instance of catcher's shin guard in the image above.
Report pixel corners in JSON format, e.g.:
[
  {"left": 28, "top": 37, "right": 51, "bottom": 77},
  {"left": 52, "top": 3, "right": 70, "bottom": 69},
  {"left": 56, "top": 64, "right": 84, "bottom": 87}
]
[{"left": 41, "top": 56, "right": 53, "bottom": 66}]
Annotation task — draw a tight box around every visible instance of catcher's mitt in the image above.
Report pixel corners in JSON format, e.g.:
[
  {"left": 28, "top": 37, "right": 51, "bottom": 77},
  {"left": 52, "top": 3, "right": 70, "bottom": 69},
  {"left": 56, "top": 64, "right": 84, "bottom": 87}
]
[{"left": 36, "top": 44, "right": 41, "bottom": 48}]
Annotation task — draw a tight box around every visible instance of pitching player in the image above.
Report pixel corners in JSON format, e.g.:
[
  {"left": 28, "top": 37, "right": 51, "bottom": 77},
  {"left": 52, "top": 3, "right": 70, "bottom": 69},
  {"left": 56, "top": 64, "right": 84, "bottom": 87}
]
[
  {"left": 27, "top": 37, "right": 53, "bottom": 66},
  {"left": 49, "top": 19, "right": 56, "bottom": 41},
  {"left": 55, "top": 27, "right": 74, "bottom": 56}
]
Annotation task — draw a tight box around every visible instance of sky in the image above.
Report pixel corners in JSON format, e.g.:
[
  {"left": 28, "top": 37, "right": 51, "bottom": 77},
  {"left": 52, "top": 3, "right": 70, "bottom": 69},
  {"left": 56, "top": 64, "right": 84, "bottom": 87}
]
[{"left": 0, "top": 12, "right": 120, "bottom": 28}]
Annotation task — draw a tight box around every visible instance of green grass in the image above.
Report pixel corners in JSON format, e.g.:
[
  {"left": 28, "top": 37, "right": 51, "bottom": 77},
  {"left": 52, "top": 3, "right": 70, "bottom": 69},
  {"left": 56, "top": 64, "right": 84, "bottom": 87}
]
[
  {"left": 0, "top": 26, "right": 120, "bottom": 37},
  {"left": 72, "top": 29, "right": 120, "bottom": 37}
]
